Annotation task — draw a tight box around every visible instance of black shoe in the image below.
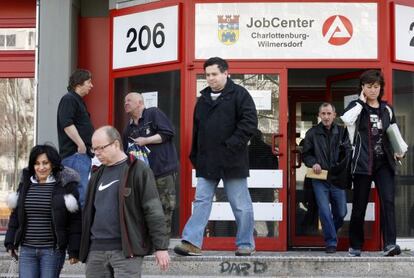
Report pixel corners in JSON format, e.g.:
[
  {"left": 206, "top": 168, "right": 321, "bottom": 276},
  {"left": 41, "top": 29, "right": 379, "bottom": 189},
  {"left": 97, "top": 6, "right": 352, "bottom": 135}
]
[
  {"left": 383, "top": 244, "right": 401, "bottom": 257},
  {"left": 325, "top": 246, "right": 336, "bottom": 254}
]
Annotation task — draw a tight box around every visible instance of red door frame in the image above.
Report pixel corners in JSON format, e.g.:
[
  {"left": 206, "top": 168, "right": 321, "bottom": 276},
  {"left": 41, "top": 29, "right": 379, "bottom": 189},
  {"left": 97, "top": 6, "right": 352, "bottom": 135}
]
[
  {"left": 288, "top": 89, "right": 328, "bottom": 248},
  {"left": 108, "top": 0, "right": 402, "bottom": 251},
  {"left": 288, "top": 71, "right": 381, "bottom": 251}
]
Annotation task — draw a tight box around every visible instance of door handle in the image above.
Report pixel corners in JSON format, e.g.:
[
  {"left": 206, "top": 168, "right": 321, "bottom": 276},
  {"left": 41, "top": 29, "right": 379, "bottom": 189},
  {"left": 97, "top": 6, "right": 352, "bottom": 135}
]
[
  {"left": 271, "top": 133, "right": 283, "bottom": 156},
  {"left": 291, "top": 149, "right": 302, "bottom": 168}
]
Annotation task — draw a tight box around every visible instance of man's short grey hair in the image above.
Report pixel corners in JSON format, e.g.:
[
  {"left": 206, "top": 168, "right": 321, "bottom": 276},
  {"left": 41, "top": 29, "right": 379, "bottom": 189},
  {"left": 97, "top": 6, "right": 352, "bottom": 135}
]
[
  {"left": 318, "top": 102, "right": 336, "bottom": 113},
  {"left": 100, "top": 125, "right": 123, "bottom": 150},
  {"left": 127, "top": 92, "right": 144, "bottom": 103}
]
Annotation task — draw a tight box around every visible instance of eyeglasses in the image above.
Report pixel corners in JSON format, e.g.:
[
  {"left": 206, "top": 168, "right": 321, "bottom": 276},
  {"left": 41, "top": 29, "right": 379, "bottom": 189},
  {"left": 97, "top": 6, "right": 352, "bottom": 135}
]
[{"left": 91, "top": 141, "right": 115, "bottom": 154}]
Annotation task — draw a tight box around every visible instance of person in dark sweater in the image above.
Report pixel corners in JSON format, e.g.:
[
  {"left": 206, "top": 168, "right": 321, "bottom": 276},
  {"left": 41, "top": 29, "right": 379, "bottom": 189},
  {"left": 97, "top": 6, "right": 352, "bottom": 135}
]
[
  {"left": 79, "top": 126, "right": 169, "bottom": 277},
  {"left": 5, "top": 144, "right": 82, "bottom": 278},
  {"left": 57, "top": 69, "right": 95, "bottom": 207}
]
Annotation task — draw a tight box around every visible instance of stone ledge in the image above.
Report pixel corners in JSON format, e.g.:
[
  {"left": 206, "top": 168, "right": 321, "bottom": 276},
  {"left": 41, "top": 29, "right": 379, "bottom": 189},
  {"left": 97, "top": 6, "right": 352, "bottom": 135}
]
[{"left": 0, "top": 251, "right": 413, "bottom": 277}]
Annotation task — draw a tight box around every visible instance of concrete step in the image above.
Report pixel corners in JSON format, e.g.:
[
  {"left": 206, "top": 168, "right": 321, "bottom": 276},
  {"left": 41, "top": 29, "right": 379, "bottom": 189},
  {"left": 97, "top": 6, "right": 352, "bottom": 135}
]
[{"left": 0, "top": 250, "right": 414, "bottom": 277}]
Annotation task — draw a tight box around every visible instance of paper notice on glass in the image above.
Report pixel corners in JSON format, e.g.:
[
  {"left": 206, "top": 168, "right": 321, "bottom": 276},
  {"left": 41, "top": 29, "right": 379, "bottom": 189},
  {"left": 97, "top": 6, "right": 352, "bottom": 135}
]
[
  {"left": 386, "top": 123, "right": 408, "bottom": 155},
  {"left": 142, "top": 91, "right": 158, "bottom": 108},
  {"left": 249, "top": 90, "right": 272, "bottom": 110},
  {"left": 306, "top": 168, "right": 328, "bottom": 180}
]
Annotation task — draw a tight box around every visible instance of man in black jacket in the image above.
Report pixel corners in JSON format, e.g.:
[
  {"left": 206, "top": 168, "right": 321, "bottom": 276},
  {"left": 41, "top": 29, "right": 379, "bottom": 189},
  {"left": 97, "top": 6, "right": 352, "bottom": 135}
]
[
  {"left": 302, "top": 102, "right": 348, "bottom": 253},
  {"left": 174, "top": 57, "right": 258, "bottom": 256}
]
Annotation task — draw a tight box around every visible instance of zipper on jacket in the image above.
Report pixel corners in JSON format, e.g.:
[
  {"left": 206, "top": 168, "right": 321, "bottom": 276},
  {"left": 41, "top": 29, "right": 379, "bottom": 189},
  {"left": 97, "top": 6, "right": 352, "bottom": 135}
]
[
  {"left": 119, "top": 162, "right": 135, "bottom": 257},
  {"left": 352, "top": 132, "right": 361, "bottom": 175},
  {"left": 51, "top": 201, "right": 59, "bottom": 249},
  {"left": 367, "top": 116, "right": 373, "bottom": 175}
]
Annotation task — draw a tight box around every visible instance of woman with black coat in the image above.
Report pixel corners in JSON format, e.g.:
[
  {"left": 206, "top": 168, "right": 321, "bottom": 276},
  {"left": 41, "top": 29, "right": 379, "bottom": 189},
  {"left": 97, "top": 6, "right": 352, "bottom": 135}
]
[
  {"left": 4, "top": 144, "right": 82, "bottom": 277},
  {"left": 341, "top": 70, "right": 405, "bottom": 257}
]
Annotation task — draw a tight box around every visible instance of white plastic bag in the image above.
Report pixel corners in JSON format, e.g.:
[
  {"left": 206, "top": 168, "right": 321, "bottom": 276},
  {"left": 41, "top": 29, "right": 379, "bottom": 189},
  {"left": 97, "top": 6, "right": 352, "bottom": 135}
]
[
  {"left": 6, "top": 257, "right": 18, "bottom": 277},
  {"left": 386, "top": 123, "right": 408, "bottom": 155}
]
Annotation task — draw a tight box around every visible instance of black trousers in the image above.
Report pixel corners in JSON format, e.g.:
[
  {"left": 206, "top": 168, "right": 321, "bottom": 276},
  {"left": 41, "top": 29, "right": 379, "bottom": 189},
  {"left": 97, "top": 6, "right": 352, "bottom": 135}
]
[{"left": 349, "top": 163, "right": 396, "bottom": 249}]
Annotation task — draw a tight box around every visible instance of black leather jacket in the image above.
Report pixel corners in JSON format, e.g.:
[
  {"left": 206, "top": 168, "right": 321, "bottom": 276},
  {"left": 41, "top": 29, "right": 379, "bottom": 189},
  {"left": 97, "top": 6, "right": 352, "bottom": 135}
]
[{"left": 303, "top": 122, "right": 349, "bottom": 171}]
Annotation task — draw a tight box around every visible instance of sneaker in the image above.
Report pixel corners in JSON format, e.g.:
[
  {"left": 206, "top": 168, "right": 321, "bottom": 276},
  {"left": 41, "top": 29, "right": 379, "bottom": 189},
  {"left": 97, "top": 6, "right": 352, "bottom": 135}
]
[
  {"left": 325, "top": 246, "right": 336, "bottom": 254},
  {"left": 173, "top": 241, "right": 202, "bottom": 256},
  {"left": 383, "top": 244, "right": 401, "bottom": 257},
  {"left": 348, "top": 247, "right": 361, "bottom": 257},
  {"left": 235, "top": 246, "right": 255, "bottom": 256}
]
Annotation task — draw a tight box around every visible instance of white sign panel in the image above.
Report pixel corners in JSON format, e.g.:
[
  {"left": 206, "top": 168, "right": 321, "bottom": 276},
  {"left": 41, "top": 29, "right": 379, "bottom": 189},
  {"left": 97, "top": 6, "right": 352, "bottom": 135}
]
[
  {"left": 395, "top": 4, "right": 414, "bottom": 63},
  {"left": 249, "top": 90, "right": 272, "bottom": 110},
  {"left": 195, "top": 3, "right": 377, "bottom": 59},
  {"left": 113, "top": 5, "right": 178, "bottom": 69},
  {"left": 344, "top": 94, "right": 358, "bottom": 109},
  {"left": 142, "top": 91, "right": 158, "bottom": 108}
]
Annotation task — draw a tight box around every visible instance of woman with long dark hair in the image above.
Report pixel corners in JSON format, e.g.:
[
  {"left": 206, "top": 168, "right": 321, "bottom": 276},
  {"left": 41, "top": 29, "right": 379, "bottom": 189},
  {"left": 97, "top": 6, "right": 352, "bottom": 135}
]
[
  {"left": 341, "top": 70, "right": 404, "bottom": 257},
  {"left": 4, "top": 144, "right": 82, "bottom": 277}
]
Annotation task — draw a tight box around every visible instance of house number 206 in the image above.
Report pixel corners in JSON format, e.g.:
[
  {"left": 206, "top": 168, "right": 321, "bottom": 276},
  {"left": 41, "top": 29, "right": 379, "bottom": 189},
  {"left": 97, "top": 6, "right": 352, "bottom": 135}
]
[{"left": 126, "top": 23, "right": 165, "bottom": 52}]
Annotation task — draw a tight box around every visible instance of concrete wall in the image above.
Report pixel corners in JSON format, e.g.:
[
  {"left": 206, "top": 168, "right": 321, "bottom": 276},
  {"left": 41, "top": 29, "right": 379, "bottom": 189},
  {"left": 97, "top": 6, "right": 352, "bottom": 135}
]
[
  {"left": 37, "top": 0, "right": 80, "bottom": 146},
  {"left": 109, "top": 0, "right": 160, "bottom": 10},
  {"left": 81, "top": 0, "right": 108, "bottom": 16}
]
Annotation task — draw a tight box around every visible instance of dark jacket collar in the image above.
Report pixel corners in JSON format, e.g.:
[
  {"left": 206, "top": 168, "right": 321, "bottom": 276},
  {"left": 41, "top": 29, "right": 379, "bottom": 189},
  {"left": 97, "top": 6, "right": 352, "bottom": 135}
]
[
  {"left": 128, "top": 108, "right": 147, "bottom": 126},
  {"left": 200, "top": 78, "right": 235, "bottom": 100},
  {"left": 69, "top": 90, "right": 83, "bottom": 101},
  {"left": 315, "top": 122, "right": 339, "bottom": 135}
]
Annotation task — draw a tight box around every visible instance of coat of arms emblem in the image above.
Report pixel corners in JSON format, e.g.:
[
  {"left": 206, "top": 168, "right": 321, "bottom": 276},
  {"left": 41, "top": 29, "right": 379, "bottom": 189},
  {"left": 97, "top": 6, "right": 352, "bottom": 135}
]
[{"left": 218, "top": 15, "right": 239, "bottom": 45}]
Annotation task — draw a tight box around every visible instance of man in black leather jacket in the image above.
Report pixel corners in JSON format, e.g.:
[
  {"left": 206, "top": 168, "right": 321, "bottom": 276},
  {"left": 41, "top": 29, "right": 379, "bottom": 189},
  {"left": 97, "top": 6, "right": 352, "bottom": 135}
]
[{"left": 303, "top": 102, "right": 349, "bottom": 253}]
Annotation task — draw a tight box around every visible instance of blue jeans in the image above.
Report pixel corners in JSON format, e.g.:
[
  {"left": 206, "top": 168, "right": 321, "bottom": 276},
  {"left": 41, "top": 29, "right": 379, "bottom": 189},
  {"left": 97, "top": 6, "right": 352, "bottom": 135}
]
[
  {"left": 182, "top": 177, "right": 255, "bottom": 249},
  {"left": 62, "top": 153, "right": 91, "bottom": 207},
  {"left": 311, "top": 179, "right": 347, "bottom": 247},
  {"left": 19, "top": 246, "right": 65, "bottom": 278}
]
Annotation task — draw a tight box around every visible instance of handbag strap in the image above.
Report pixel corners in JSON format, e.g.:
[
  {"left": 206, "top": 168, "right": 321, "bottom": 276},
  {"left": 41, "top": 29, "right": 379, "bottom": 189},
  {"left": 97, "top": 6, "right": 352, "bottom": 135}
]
[{"left": 353, "top": 115, "right": 360, "bottom": 146}]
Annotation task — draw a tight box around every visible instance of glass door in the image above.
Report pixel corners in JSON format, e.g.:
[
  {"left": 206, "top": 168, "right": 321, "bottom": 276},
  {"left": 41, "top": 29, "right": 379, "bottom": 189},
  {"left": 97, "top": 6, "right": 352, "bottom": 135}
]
[
  {"left": 192, "top": 69, "right": 288, "bottom": 251},
  {"left": 288, "top": 70, "right": 381, "bottom": 250},
  {"left": 289, "top": 94, "right": 328, "bottom": 248}
]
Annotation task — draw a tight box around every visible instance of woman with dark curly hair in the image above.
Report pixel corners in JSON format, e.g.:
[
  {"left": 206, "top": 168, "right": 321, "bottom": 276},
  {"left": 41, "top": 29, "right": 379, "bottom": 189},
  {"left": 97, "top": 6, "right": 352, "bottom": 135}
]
[
  {"left": 4, "top": 144, "right": 82, "bottom": 277},
  {"left": 341, "top": 70, "right": 405, "bottom": 257}
]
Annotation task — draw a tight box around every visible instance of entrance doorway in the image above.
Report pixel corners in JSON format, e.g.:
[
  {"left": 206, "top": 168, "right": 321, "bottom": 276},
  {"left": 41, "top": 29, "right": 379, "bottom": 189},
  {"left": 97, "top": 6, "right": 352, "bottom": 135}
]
[
  {"left": 191, "top": 69, "right": 288, "bottom": 251},
  {"left": 287, "top": 69, "right": 381, "bottom": 250}
]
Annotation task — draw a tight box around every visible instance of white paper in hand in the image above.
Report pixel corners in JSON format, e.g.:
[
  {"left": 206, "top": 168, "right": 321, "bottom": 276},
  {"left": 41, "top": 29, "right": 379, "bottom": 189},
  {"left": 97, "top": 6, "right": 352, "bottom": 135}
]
[{"left": 386, "top": 123, "right": 408, "bottom": 155}]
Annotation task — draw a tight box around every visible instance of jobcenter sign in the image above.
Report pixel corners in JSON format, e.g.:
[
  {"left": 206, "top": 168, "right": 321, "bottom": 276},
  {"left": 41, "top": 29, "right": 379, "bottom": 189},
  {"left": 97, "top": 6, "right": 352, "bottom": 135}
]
[{"left": 195, "top": 3, "right": 377, "bottom": 59}]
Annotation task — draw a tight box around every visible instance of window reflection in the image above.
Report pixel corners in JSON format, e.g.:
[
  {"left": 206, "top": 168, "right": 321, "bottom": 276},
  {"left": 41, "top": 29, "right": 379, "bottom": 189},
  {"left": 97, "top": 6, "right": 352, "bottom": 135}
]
[
  {"left": 393, "top": 70, "right": 414, "bottom": 237},
  {"left": 114, "top": 70, "right": 181, "bottom": 237},
  {"left": 0, "top": 78, "right": 35, "bottom": 231},
  {"left": 0, "top": 28, "right": 35, "bottom": 50}
]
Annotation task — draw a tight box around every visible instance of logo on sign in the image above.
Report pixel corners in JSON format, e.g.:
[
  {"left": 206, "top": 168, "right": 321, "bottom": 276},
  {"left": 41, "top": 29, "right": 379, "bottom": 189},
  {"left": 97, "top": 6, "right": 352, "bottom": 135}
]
[
  {"left": 218, "top": 15, "right": 240, "bottom": 45},
  {"left": 322, "top": 15, "right": 353, "bottom": 46}
]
